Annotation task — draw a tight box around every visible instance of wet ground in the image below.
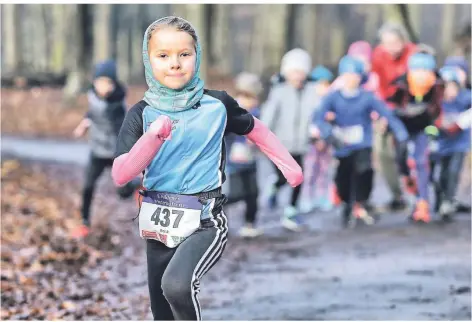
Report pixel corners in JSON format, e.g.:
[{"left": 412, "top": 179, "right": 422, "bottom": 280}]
[{"left": 1, "top": 136, "right": 471, "bottom": 320}]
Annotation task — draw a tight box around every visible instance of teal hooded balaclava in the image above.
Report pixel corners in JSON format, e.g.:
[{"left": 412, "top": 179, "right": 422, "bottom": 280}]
[{"left": 142, "top": 16, "right": 205, "bottom": 112}]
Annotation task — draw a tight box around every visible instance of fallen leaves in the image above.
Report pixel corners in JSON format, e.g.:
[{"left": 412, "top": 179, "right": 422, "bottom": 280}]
[{"left": 0, "top": 158, "right": 143, "bottom": 320}]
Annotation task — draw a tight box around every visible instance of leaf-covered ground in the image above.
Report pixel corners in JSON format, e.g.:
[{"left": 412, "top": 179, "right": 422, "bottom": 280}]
[{"left": 1, "top": 158, "right": 150, "bottom": 320}]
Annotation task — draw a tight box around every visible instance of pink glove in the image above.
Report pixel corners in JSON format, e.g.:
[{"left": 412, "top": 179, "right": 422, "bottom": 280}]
[
  {"left": 112, "top": 115, "right": 172, "bottom": 186},
  {"left": 246, "top": 118, "right": 303, "bottom": 187}
]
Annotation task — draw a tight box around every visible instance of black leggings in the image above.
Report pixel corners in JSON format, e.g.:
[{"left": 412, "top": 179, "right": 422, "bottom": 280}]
[
  {"left": 273, "top": 154, "right": 304, "bottom": 206},
  {"left": 147, "top": 212, "right": 228, "bottom": 320},
  {"left": 436, "top": 152, "right": 465, "bottom": 202},
  {"left": 81, "top": 153, "right": 137, "bottom": 225},
  {"left": 225, "top": 168, "right": 259, "bottom": 224},
  {"left": 334, "top": 148, "right": 373, "bottom": 205}
]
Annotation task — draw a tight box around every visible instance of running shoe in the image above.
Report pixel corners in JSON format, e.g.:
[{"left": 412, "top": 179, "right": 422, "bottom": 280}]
[
  {"left": 411, "top": 199, "right": 430, "bottom": 223},
  {"left": 281, "top": 206, "right": 304, "bottom": 231},
  {"left": 239, "top": 225, "right": 264, "bottom": 238},
  {"left": 71, "top": 224, "right": 90, "bottom": 239}
]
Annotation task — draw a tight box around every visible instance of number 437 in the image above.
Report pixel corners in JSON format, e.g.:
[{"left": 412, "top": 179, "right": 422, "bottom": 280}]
[{"left": 151, "top": 207, "right": 184, "bottom": 228}]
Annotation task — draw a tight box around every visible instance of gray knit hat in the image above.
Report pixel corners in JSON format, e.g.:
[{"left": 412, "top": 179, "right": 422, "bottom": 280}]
[{"left": 235, "top": 72, "right": 263, "bottom": 97}]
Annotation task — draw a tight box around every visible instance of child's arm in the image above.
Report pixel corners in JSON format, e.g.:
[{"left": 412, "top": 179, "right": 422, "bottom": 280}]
[
  {"left": 73, "top": 118, "right": 91, "bottom": 138},
  {"left": 370, "top": 95, "right": 409, "bottom": 143},
  {"left": 111, "top": 102, "right": 172, "bottom": 187},
  {"left": 112, "top": 114, "right": 172, "bottom": 187},
  {"left": 312, "top": 94, "right": 335, "bottom": 140}
]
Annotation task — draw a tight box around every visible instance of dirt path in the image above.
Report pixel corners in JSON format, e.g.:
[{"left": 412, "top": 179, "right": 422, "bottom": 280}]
[{"left": 1, "top": 156, "right": 470, "bottom": 320}]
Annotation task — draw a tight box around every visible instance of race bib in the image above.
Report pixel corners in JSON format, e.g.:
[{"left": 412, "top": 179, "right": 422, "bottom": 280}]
[
  {"left": 397, "top": 103, "right": 427, "bottom": 117},
  {"left": 457, "top": 109, "right": 472, "bottom": 130},
  {"left": 442, "top": 112, "right": 460, "bottom": 128},
  {"left": 334, "top": 125, "right": 364, "bottom": 145},
  {"left": 229, "top": 142, "right": 255, "bottom": 163},
  {"left": 138, "top": 191, "right": 202, "bottom": 248}
]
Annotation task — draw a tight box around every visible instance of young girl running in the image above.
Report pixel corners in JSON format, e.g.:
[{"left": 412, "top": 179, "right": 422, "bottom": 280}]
[{"left": 111, "top": 16, "right": 303, "bottom": 320}]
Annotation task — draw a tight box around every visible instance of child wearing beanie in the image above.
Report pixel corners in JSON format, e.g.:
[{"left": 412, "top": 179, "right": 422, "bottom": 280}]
[
  {"left": 224, "top": 72, "right": 264, "bottom": 238},
  {"left": 261, "top": 48, "right": 319, "bottom": 231}
]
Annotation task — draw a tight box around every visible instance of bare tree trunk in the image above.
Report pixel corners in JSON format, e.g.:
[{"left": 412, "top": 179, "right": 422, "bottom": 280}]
[
  {"left": 285, "top": 4, "right": 298, "bottom": 51},
  {"left": 63, "top": 4, "right": 89, "bottom": 105},
  {"left": 300, "top": 5, "right": 317, "bottom": 61},
  {"left": 212, "top": 4, "right": 232, "bottom": 75},
  {"left": 131, "top": 5, "right": 145, "bottom": 83},
  {"left": 440, "top": 4, "right": 456, "bottom": 57},
  {"left": 397, "top": 4, "right": 419, "bottom": 43},
  {"left": 29, "top": 4, "right": 48, "bottom": 73},
  {"left": 93, "top": 4, "right": 112, "bottom": 63},
  {"left": 50, "top": 4, "right": 66, "bottom": 74},
  {"left": 263, "top": 4, "right": 290, "bottom": 73},
  {"left": 3, "top": 4, "right": 20, "bottom": 74}
]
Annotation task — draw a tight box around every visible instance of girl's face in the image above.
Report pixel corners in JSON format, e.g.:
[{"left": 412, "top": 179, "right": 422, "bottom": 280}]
[
  {"left": 285, "top": 70, "right": 307, "bottom": 89},
  {"left": 148, "top": 27, "right": 196, "bottom": 90},
  {"left": 444, "top": 81, "right": 460, "bottom": 101},
  {"left": 342, "top": 72, "right": 361, "bottom": 90}
]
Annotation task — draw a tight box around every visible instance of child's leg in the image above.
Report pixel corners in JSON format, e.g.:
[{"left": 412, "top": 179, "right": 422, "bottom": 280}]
[
  {"left": 81, "top": 154, "right": 107, "bottom": 226},
  {"left": 301, "top": 146, "right": 317, "bottom": 200},
  {"left": 443, "top": 152, "right": 465, "bottom": 202},
  {"left": 289, "top": 154, "right": 304, "bottom": 207},
  {"left": 334, "top": 155, "right": 353, "bottom": 204},
  {"left": 317, "top": 147, "right": 333, "bottom": 199},
  {"left": 242, "top": 169, "right": 259, "bottom": 225},
  {"left": 412, "top": 133, "right": 430, "bottom": 202},
  {"left": 353, "top": 148, "right": 374, "bottom": 205}
]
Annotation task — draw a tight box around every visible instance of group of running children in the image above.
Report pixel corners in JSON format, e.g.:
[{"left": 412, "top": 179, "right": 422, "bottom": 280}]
[
  {"left": 73, "top": 23, "right": 471, "bottom": 240},
  {"left": 224, "top": 36, "right": 471, "bottom": 236}
]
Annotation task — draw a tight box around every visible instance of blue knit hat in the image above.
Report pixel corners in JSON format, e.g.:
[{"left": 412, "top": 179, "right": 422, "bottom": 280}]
[
  {"left": 338, "top": 56, "right": 364, "bottom": 75},
  {"left": 94, "top": 60, "right": 117, "bottom": 81},
  {"left": 440, "top": 66, "right": 460, "bottom": 83},
  {"left": 310, "top": 65, "right": 334, "bottom": 82},
  {"left": 408, "top": 53, "right": 436, "bottom": 71},
  {"left": 444, "top": 56, "right": 469, "bottom": 75}
]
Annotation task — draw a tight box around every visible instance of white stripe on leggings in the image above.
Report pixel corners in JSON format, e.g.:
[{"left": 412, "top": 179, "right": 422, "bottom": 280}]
[{"left": 190, "top": 200, "right": 228, "bottom": 320}]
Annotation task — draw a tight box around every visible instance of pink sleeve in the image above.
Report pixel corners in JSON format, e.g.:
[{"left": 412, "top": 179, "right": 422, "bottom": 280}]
[
  {"left": 111, "top": 132, "right": 166, "bottom": 187},
  {"left": 246, "top": 118, "right": 303, "bottom": 187}
]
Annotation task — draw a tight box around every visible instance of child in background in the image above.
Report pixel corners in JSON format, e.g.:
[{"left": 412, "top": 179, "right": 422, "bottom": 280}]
[
  {"left": 330, "top": 41, "right": 380, "bottom": 94},
  {"left": 300, "top": 65, "right": 335, "bottom": 212},
  {"left": 387, "top": 52, "right": 444, "bottom": 223},
  {"left": 443, "top": 56, "right": 471, "bottom": 89},
  {"left": 72, "top": 60, "right": 140, "bottom": 238},
  {"left": 431, "top": 66, "right": 471, "bottom": 219},
  {"left": 313, "top": 56, "right": 408, "bottom": 227},
  {"left": 224, "top": 72, "right": 263, "bottom": 238},
  {"left": 261, "top": 48, "right": 319, "bottom": 231}
]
